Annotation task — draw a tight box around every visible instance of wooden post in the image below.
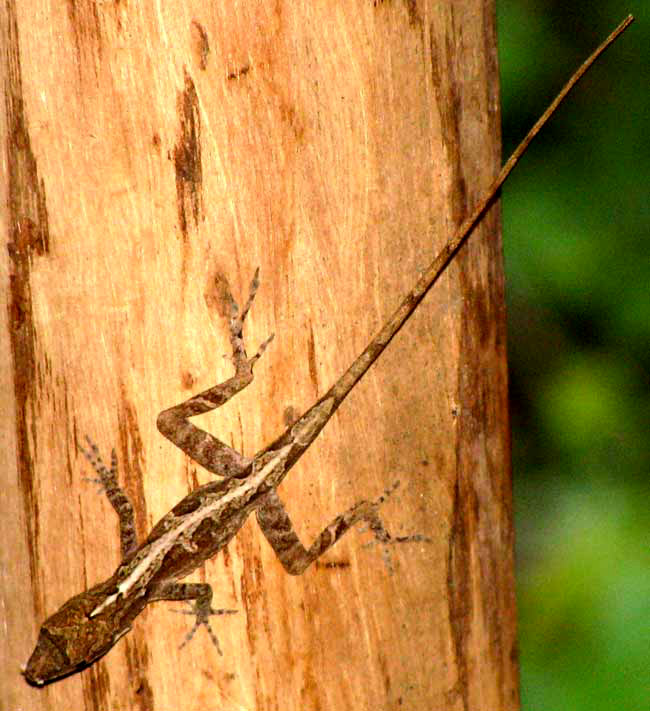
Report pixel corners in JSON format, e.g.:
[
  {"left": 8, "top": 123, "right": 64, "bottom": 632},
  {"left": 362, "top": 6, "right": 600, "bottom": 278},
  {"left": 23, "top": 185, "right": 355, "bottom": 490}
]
[{"left": 1, "top": 1, "right": 518, "bottom": 708}]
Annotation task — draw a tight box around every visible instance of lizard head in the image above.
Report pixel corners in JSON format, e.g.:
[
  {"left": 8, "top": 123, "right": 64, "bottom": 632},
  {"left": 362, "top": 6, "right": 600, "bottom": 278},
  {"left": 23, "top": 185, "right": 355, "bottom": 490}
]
[{"left": 22, "top": 582, "right": 137, "bottom": 686}]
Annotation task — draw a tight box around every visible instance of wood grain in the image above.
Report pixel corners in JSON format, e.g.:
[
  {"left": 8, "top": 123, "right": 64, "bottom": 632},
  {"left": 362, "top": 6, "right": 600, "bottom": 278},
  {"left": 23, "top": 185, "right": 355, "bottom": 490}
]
[{"left": 1, "top": 0, "right": 517, "bottom": 708}]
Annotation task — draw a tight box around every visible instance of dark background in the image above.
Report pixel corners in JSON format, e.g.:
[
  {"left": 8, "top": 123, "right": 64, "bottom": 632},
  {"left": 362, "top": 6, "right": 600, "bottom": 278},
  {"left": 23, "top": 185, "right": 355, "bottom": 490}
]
[{"left": 497, "top": 2, "right": 648, "bottom": 708}]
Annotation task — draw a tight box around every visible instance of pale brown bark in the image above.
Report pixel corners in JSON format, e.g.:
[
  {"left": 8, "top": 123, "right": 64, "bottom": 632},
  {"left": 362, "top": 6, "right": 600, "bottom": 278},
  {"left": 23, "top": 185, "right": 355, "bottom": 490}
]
[{"left": 1, "top": 1, "right": 518, "bottom": 709}]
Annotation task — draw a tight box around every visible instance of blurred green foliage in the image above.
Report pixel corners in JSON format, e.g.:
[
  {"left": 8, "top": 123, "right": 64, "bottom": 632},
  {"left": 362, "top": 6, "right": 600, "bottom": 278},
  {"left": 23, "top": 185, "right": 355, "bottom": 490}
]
[{"left": 497, "top": 2, "right": 649, "bottom": 708}]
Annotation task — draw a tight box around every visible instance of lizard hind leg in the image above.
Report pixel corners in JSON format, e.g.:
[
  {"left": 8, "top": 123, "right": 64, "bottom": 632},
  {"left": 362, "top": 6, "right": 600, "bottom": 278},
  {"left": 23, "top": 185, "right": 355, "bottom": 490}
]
[{"left": 255, "top": 483, "right": 429, "bottom": 576}]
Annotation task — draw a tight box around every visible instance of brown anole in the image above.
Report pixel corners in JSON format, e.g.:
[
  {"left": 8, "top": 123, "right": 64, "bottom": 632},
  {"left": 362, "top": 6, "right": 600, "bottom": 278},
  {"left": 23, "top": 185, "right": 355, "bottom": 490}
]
[{"left": 22, "top": 17, "right": 632, "bottom": 686}]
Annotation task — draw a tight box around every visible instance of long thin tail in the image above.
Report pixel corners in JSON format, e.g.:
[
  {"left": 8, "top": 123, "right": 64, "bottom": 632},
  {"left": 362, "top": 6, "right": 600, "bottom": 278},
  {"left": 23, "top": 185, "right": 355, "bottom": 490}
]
[
  {"left": 265, "top": 16, "right": 633, "bottom": 463},
  {"left": 326, "top": 15, "right": 633, "bottom": 407}
]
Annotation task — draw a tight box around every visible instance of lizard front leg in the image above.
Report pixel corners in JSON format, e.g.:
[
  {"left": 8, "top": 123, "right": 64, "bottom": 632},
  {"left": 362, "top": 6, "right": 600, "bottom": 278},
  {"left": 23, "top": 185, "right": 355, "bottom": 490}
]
[
  {"left": 147, "top": 582, "right": 237, "bottom": 654},
  {"left": 255, "top": 485, "right": 428, "bottom": 575},
  {"left": 78, "top": 436, "right": 138, "bottom": 559},
  {"left": 157, "top": 269, "right": 273, "bottom": 479}
]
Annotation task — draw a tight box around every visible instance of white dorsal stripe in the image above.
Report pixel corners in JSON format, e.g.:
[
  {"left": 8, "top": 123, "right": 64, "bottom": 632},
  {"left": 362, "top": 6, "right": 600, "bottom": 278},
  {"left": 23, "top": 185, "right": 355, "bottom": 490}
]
[{"left": 90, "top": 446, "right": 291, "bottom": 617}]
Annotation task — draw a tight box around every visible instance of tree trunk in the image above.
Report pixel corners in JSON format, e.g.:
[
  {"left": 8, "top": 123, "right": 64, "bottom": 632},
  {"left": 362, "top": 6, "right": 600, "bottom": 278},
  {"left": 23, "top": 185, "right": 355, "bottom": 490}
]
[{"left": 1, "top": 1, "right": 518, "bottom": 709}]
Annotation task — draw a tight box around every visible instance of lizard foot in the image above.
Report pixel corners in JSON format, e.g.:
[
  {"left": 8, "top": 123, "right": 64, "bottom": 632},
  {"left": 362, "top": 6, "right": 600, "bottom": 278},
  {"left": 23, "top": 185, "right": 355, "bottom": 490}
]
[
  {"left": 225, "top": 268, "right": 274, "bottom": 373},
  {"left": 361, "top": 481, "right": 431, "bottom": 574},
  {"left": 78, "top": 436, "right": 117, "bottom": 493},
  {"left": 175, "top": 602, "right": 238, "bottom": 654}
]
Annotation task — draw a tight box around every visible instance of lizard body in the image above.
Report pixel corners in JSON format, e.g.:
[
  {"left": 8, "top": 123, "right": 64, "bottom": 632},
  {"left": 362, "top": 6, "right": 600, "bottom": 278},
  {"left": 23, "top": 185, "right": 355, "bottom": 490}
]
[
  {"left": 22, "top": 17, "right": 632, "bottom": 685},
  {"left": 23, "top": 273, "right": 424, "bottom": 685}
]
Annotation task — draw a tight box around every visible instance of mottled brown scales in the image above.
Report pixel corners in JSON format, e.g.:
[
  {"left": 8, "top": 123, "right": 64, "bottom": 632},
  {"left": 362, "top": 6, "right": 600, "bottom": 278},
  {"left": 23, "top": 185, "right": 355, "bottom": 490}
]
[{"left": 23, "top": 18, "right": 632, "bottom": 685}]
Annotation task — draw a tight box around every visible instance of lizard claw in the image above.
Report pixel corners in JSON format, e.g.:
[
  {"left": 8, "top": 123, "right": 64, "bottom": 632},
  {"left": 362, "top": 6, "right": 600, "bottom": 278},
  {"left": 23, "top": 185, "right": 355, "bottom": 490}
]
[{"left": 249, "top": 331, "right": 274, "bottom": 366}]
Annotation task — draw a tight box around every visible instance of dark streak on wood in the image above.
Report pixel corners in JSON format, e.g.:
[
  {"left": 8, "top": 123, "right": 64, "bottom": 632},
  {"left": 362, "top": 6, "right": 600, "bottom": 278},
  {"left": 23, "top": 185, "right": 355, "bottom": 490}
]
[
  {"left": 445, "top": 474, "right": 471, "bottom": 711},
  {"left": 404, "top": 0, "right": 422, "bottom": 27},
  {"left": 85, "top": 656, "right": 111, "bottom": 708},
  {"left": 4, "top": 0, "right": 51, "bottom": 617},
  {"left": 62, "top": 377, "right": 78, "bottom": 489},
  {"left": 227, "top": 64, "right": 250, "bottom": 81},
  {"left": 431, "top": 5, "right": 514, "bottom": 707},
  {"left": 174, "top": 70, "right": 203, "bottom": 241},
  {"left": 116, "top": 397, "right": 153, "bottom": 687},
  {"left": 117, "top": 397, "right": 150, "bottom": 547},
  {"left": 124, "top": 635, "right": 154, "bottom": 711},
  {"left": 314, "top": 559, "right": 350, "bottom": 569},
  {"left": 65, "top": 0, "right": 103, "bottom": 81},
  {"left": 133, "top": 675, "right": 155, "bottom": 704},
  {"left": 278, "top": 101, "right": 305, "bottom": 142},
  {"left": 181, "top": 370, "right": 195, "bottom": 390},
  {"left": 307, "top": 322, "right": 319, "bottom": 393},
  {"left": 283, "top": 405, "right": 298, "bottom": 428},
  {"left": 240, "top": 553, "right": 266, "bottom": 652},
  {"left": 431, "top": 13, "right": 499, "bottom": 710},
  {"left": 377, "top": 649, "right": 391, "bottom": 694},
  {"left": 204, "top": 269, "right": 233, "bottom": 319},
  {"left": 456, "top": 221, "right": 514, "bottom": 708},
  {"left": 183, "top": 457, "right": 200, "bottom": 494},
  {"left": 428, "top": 20, "right": 468, "bottom": 226},
  {"left": 482, "top": 1, "right": 501, "bottom": 138},
  {"left": 190, "top": 20, "right": 211, "bottom": 71},
  {"left": 77, "top": 491, "right": 89, "bottom": 580},
  {"left": 372, "top": 0, "right": 421, "bottom": 27},
  {"left": 451, "top": 8, "right": 514, "bottom": 704}
]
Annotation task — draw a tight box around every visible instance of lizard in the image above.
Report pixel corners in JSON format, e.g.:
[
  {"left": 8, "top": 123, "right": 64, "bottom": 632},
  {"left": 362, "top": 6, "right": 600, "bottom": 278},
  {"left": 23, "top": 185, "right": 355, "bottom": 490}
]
[{"left": 22, "top": 16, "right": 632, "bottom": 686}]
